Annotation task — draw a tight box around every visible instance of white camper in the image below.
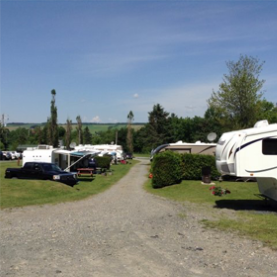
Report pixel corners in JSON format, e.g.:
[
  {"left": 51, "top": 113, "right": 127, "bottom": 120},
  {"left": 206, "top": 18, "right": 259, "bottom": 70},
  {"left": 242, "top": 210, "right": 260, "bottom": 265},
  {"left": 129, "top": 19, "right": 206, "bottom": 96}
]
[
  {"left": 74, "top": 144, "right": 124, "bottom": 161},
  {"left": 150, "top": 141, "right": 216, "bottom": 161},
  {"left": 216, "top": 120, "right": 277, "bottom": 202},
  {"left": 23, "top": 145, "right": 59, "bottom": 165},
  {"left": 22, "top": 145, "right": 98, "bottom": 171}
]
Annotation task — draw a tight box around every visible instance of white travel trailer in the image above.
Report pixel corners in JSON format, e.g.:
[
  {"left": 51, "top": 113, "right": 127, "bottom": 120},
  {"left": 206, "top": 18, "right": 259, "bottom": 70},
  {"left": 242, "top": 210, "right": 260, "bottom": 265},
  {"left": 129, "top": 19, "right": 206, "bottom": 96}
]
[
  {"left": 23, "top": 145, "right": 61, "bottom": 165},
  {"left": 22, "top": 145, "right": 98, "bottom": 171},
  {"left": 216, "top": 120, "right": 277, "bottom": 202},
  {"left": 150, "top": 141, "right": 216, "bottom": 161},
  {"left": 74, "top": 144, "right": 124, "bottom": 161}
]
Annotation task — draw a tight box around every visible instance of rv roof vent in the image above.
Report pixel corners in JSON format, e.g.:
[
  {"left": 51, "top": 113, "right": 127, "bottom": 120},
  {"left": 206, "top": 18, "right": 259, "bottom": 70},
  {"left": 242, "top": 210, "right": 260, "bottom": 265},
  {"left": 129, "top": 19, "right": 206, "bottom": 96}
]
[{"left": 254, "top": 120, "right": 269, "bottom": 128}]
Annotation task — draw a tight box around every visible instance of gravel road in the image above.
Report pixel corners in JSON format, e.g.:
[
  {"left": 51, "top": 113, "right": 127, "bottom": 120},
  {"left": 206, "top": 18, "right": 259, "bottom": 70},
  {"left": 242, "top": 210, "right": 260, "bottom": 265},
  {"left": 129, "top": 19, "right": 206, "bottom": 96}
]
[{"left": 1, "top": 159, "right": 277, "bottom": 277}]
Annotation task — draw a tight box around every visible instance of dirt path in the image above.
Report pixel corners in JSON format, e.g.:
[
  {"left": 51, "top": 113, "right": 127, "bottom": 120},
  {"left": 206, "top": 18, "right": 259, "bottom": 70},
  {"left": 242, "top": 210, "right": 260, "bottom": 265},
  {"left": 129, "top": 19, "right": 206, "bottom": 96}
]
[{"left": 1, "top": 159, "right": 277, "bottom": 277}]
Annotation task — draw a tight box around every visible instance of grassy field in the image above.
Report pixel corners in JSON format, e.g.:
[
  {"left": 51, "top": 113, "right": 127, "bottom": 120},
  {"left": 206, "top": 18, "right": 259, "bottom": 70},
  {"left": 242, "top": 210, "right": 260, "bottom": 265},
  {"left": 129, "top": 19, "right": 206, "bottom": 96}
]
[
  {"left": 0, "top": 160, "right": 138, "bottom": 209},
  {"left": 145, "top": 179, "right": 277, "bottom": 249},
  {"left": 133, "top": 153, "right": 151, "bottom": 158}
]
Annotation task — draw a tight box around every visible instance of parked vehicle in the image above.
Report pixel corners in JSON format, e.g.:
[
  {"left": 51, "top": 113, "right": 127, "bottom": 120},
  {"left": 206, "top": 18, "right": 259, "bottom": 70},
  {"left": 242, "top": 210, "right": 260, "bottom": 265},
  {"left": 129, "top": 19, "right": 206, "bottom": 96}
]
[
  {"left": 22, "top": 145, "right": 98, "bottom": 172},
  {"left": 216, "top": 120, "right": 277, "bottom": 203},
  {"left": 10, "top": 151, "right": 21, "bottom": 160},
  {"left": 150, "top": 141, "right": 216, "bottom": 161},
  {"left": 2, "top": 151, "right": 12, "bottom": 160},
  {"left": 74, "top": 144, "right": 125, "bottom": 161},
  {"left": 0, "top": 151, "right": 3, "bottom": 160},
  {"left": 125, "top": 153, "right": 133, "bottom": 159},
  {"left": 5, "top": 162, "right": 79, "bottom": 186}
]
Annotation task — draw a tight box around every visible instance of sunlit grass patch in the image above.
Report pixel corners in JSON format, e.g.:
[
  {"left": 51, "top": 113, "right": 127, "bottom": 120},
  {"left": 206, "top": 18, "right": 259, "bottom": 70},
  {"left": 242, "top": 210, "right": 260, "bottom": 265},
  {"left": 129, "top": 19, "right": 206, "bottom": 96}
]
[{"left": 0, "top": 160, "right": 138, "bottom": 209}]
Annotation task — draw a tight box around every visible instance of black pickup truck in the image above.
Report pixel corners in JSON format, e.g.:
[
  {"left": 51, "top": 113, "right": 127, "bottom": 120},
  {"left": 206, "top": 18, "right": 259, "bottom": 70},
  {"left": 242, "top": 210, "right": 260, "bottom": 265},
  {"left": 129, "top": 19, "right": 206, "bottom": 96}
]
[{"left": 5, "top": 162, "right": 78, "bottom": 186}]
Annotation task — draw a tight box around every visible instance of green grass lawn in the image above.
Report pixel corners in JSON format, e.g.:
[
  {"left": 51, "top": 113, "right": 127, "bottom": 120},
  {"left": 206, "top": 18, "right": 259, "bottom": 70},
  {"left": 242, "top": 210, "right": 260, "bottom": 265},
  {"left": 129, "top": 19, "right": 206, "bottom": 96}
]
[
  {"left": 145, "top": 178, "right": 277, "bottom": 250},
  {"left": 133, "top": 153, "right": 151, "bottom": 158},
  {"left": 0, "top": 160, "right": 138, "bottom": 209}
]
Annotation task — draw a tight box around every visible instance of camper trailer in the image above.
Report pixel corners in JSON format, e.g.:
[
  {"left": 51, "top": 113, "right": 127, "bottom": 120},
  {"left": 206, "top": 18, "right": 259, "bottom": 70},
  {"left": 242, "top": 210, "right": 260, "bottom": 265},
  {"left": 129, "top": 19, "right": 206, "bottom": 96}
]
[
  {"left": 74, "top": 144, "right": 124, "bottom": 161},
  {"left": 22, "top": 145, "right": 98, "bottom": 172},
  {"left": 150, "top": 141, "right": 216, "bottom": 161},
  {"left": 23, "top": 145, "right": 64, "bottom": 166},
  {"left": 216, "top": 120, "right": 277, "bottom": 202}
]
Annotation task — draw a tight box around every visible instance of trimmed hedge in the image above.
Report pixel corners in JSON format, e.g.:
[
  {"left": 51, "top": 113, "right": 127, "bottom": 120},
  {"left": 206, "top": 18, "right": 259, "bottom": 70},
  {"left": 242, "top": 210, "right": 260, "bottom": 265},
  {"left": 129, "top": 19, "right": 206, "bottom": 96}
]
[
  {"left": 150, "top": 152, "right": 221, "bottom": 188},
  {"left": 94, "top": 156, "right": 111, "bottom": 171},
  {"left": 181, "top": 153, "right": 220, "bottom": 180},
  {"left": 151, "top": 151, "right": 183, "bottom": 188}
]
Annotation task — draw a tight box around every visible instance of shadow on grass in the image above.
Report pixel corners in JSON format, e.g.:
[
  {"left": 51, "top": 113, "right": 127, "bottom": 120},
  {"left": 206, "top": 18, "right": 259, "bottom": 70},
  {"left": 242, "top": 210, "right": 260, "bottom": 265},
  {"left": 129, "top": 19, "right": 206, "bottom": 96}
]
[
  {"left": 215, "top": 199, "right": 277, "bottom": 213},
  {"left": 77, "top": 177, "right": 94, "bottom": 182}
]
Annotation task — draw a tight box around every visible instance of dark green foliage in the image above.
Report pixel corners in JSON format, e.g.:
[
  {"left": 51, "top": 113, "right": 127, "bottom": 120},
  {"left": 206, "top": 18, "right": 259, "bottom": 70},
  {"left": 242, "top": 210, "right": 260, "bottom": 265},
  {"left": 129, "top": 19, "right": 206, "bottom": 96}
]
[
  {"left": 94, "top": 156, "right": 111, "bottom": 170},
  {"left": 208, "top": 55, "right": 265, "bottom": 129},
  {"left": 48, "top": 89, "right": 59, "bottom": 147},
  {"left": 151, "top": 151, "right": 183, "bottom": 188},
  {"left": 181, "top": 153, "right": 220, "bottom": 180},
  {"left": 83, "top": 126, "right": 92, "bottom": 144}
]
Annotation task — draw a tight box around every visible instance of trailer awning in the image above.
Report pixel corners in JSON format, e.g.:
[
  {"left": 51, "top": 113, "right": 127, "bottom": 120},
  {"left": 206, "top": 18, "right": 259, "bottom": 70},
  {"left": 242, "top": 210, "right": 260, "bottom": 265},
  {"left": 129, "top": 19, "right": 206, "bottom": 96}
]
[
  {"left": 64, "top": 151, "right": 101, "bottom": 172},
  {"left": 70, "top": 151, "right": 100, "bottom": 157},
  {"left": 54, "top": 149, "right": 72, "bottom": 154}
]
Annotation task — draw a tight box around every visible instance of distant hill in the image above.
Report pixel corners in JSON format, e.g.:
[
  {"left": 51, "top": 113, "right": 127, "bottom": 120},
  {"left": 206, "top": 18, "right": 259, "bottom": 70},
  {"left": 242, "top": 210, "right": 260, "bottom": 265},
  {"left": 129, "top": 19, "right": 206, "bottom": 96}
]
[{"left": 6, "top": 122, "right": 146, "bottom": 132}]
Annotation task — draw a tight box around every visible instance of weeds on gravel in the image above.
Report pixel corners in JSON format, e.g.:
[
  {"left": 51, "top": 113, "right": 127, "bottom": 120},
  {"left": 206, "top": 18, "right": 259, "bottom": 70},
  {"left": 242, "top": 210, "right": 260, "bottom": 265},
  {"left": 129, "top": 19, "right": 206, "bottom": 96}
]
[
  {"left": 0, "top": 160, "right": 138, "bottom": 209},
  {"left": 145, "top": 178, "right": 277, "bottom": 249}
]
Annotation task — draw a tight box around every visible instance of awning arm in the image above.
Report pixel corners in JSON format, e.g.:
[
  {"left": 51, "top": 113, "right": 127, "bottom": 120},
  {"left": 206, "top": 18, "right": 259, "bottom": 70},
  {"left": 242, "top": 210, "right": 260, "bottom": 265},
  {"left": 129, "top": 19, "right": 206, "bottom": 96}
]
[{"left": 64, "top": 154, "right": 92, "bottom": 172}]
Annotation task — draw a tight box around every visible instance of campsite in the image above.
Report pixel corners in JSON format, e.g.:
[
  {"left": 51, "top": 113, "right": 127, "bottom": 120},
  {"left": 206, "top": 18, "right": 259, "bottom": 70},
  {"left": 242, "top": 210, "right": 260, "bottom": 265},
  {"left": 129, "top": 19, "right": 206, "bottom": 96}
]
[
  {"left": 1, "top": 157, "right": 277, "bottom": 276},
  {"left": 1, "top": 2, "right": 277, "bottom": 276}
]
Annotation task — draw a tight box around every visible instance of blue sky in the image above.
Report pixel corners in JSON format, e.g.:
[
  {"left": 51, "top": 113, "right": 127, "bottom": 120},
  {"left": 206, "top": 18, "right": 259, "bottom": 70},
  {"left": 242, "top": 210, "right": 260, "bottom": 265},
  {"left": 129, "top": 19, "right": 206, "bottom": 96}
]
[{"left": 1, "top": 0, "right": 277, "bottom": 124}]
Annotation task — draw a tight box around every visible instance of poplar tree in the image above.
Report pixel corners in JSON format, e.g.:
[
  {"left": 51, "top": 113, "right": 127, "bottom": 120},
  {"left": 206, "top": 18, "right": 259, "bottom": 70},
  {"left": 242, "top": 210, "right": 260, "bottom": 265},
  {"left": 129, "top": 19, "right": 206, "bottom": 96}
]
[
  {"left": 65, "top": 118, "right": 72, "bottom": 149},
  {"left": 47, "top": 89, "right": 59, "bottom": 147},
  {"left": 76, "top": 115, "right": 83, "bottom": 145},
  {"left": 127, "top": 111, "right": 134, "bottom": 153}
]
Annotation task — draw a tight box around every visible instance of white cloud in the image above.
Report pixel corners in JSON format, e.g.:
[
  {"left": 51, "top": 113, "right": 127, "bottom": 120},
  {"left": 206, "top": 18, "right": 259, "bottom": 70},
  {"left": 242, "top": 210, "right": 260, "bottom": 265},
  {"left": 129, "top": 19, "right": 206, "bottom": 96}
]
[
  {"left": 133, "top": 93, "right": 139, "bottom": 98},
  {"left": 90, "top": 116, "right": 101, "bottom": 123}
]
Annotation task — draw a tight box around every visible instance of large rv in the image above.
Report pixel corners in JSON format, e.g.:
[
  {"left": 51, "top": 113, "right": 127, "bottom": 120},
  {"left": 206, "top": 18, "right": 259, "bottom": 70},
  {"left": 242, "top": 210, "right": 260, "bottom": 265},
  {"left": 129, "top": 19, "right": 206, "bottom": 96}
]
[
  {"left": 22, "top": 145, "right": 98, "bottom": 172},
  {"left": 216, "top": 120, "right": 277, "bottom": 202},
  {"left": 74, "top": 144, "right": 124, "bottom": 161},
  {"left": 150, "top": 141, "right": 216, "bottom": 161}
]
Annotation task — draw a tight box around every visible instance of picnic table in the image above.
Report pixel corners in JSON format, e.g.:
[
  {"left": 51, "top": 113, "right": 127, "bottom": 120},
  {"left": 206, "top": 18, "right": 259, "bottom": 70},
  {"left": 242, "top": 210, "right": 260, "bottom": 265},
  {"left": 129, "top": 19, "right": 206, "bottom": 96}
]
[{"left": 77, "top": 168, "right": 94, "bottom": 177}]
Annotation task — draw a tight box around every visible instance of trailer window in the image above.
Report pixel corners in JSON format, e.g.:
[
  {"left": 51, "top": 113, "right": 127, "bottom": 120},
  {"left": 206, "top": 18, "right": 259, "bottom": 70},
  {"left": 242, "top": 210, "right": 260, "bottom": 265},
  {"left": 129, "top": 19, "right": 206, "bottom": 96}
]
[{"left": 262, "top": 138, "right": 277, "bottom": 155}]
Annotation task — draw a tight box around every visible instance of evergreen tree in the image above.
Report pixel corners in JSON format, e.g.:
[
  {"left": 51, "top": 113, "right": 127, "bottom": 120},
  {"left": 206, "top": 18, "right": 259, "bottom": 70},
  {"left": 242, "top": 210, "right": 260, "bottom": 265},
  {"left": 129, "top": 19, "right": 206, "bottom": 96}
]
[
  {"left": 147, "top": 104, "right": 170, "bottom": 148},
  {"left": 83, "top": 126, "right": 92, "bottom": 144}
]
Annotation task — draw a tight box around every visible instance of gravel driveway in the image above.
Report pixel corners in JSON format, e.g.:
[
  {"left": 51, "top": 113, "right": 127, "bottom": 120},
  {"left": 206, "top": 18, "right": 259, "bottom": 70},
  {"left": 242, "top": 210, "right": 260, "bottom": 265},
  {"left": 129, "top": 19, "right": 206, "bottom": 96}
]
[{"left": 1, "top": 159, "right": 277, "bottom": 277}]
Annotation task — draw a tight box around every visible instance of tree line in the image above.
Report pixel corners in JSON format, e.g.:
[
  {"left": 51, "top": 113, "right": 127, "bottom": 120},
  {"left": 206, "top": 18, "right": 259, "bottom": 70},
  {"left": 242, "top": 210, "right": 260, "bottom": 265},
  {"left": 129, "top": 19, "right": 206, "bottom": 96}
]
[{"left": 1, "top": 55, "right": 276, "bottom": 153}]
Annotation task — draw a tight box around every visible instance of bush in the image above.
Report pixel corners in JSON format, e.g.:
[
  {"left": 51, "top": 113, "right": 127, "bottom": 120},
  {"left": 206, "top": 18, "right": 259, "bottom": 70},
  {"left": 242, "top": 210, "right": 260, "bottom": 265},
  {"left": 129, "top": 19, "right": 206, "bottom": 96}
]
[
  {"left": 181, "top": 153, "right": 220, "bottom": 180},
  {"left": 94, "top": 156, "right": 111, "bottom": 171},
  {"left": 151, "top": 151, "right": 183, "bottom": 188}
]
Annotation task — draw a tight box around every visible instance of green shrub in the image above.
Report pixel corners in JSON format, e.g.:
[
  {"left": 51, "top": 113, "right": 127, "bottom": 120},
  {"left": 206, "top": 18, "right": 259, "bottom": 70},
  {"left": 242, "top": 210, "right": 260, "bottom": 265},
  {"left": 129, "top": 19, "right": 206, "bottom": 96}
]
[
  {"left": 94, "top": 156, "right": 111, "bottom": 170},
  {"left": 181, "top": 153, "right": 220, "bottom": 180},
  {"left": 151, "top": 151, "right": 183, "bottom": 188}
]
